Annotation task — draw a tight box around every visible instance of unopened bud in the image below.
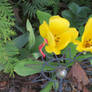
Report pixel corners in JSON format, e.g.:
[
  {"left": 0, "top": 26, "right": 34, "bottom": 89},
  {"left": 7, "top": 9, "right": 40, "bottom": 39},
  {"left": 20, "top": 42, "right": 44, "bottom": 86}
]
[{"left": 56, "top": 69, "right": 67, "bottom": 78}]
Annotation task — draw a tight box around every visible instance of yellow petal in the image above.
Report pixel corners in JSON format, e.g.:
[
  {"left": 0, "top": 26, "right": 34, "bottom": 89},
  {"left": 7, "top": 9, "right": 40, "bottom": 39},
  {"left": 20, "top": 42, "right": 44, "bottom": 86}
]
[
  {"left": 39, "top": 21, "right": 49, "bottom": 38},
  {"left": 53, "top": 49, "right": 61, "bottom": 55},
  {"left": 82, "top": 18, "right": 92, "bottom": 42},
  {"left": 76, "top": 42, "right": 84, "bottom": 52},
  {"left": 45, "top": 46, "right": 54, "bottom": 53},
  {"left": 76, "top": 41, "right": 92, "bottom": 52},
  {"left": 69, "top": 28, "right": 79, "bottom": 41},
  {"left": 76, "top": 42, "right": 92, "bottom": 52},
  {"left": 49, "top": 16, "right": 70, "bottom": 35},
  {"left": 73, "top": 40, "right": 81, "bottom": 45},
  {"left": 45, "top": 46, "right": 61, "bottom": 55},
  {"left": 83, "top": 47, "right": 92, "bottom": 52},
  {"left": 39, "top": 21, "right": 55, "bottom": 47},
  {"left": 46, "top": 31, "right": 55, "bottom": 48},
  {"left": 56, "top": 28, "right": 78, "bottom": 50}
]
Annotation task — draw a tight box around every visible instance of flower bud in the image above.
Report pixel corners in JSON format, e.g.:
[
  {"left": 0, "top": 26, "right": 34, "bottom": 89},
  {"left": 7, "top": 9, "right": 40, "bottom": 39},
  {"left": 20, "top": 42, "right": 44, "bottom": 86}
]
[{"left": 56, "top": 69, "right": 67, "bottom": 78}]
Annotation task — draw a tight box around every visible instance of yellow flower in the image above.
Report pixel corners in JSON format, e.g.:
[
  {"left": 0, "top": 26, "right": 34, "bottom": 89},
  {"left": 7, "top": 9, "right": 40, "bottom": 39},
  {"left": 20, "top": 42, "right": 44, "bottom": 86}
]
[
  {"left": 39, "top": 16, "right": 78, "bottom": 55},
  {"left": 75, "top": 18, "right": 92, "bottom": 52}
]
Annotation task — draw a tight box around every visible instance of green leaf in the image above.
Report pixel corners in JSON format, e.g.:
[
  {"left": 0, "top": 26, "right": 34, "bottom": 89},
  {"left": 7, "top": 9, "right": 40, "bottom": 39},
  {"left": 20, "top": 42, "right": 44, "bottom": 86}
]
[
  {"left": 15, "top": 24, "right": 25, "bottom": 33},
  {"left": 0, "top": 42, "right": 19, "bottom": 57},
  {"left": 62, "top": 43, "right": 78, "bottom": 67},
  {"left": 13, "top": 32, "right": 29, "bottom": 49},
  {"left": 14, "top": 59, "right": 56, "bottom": 76},
  {"left": 5, "top": 42, "right": 19, "bottom": 56},
  {"left": 32, "top": 52, "right": 41, "bottom": 59},
  {"left": 36, "top": 10, "right": 51, "bottom": 24},
  {"left": 40, "top": 81, "right": 53, "bottom": 92},
  {"left": 78, "top": 7, "right": 91, "bottom": 17},
  {"left": 62, "top": 43, "right": 77, "bottom": 59},
  {"left": 0, "top": 0, "right": 15, "bottom": 42},
  {"left": 78, "top": 26, "right": 84, "bottom": 36},
  {"left": 0, "top": 63, "right": 4, "bottom": 71},
  {"left": 26, "top": 19, "right": 35, "bottom": 49},
  {"left": 61, "top": 2, "right": 90, "bottom": 28},
  {"left": 76, "top": 53, "right": 92, "bottom": 62},
  {"left": 90, "top": 59, "right": 92, "bottom": 65},
  {"left": 68, "top": 2, "right": 79, "bottom": 14},
  {"left": 62, "top": 10, "right": 73, "bottom": 20},
  {"left": 31, "top": 36, "right": 44, "bottom": 52}
]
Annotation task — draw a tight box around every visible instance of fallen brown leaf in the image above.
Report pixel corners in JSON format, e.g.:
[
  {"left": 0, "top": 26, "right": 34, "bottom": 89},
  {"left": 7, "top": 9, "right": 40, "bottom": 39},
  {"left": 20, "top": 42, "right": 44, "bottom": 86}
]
[{"left": 67, "top": 62, "right": 89, "bottom": 90}]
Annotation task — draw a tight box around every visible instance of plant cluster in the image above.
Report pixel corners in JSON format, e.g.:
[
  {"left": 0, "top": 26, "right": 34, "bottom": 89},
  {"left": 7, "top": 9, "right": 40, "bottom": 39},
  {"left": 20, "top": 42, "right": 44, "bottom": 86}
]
[{"left": 0, "top": 0, "right": 92, "bottom": 92}]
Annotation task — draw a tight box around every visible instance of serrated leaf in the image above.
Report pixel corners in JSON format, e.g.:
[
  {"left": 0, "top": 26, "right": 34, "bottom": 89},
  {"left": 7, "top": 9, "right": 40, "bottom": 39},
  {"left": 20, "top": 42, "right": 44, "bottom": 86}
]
[
  {"left": 26, "top": 19, "right": 35, "bottom": 49},
  {"left": 40, "top": 81, "right": 53, "bottom": 92},
  {"left": 36, "top": 10, "right": 51, "bottom": 24},
  {"left": 13, "top": 32, "right": 29, "bottom": 49}
]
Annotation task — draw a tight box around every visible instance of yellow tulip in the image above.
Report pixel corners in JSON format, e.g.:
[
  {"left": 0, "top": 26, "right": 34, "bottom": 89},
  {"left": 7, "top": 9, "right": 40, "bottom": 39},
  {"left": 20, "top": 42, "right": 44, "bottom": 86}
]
[
  {"left": 39, "top": 16, "right": 78, "bottom": 55},
  {"left": 75, "top": 18, "right": 92, "bottom": 52}
]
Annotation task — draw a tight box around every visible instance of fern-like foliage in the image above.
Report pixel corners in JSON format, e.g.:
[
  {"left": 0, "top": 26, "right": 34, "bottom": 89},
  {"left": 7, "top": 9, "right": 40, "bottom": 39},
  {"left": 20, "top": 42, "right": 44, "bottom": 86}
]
[
  {"left": 20, "top": 0, "right": 60, "bottom": 19},
  {"left": 0, "top": 42, "right": 19, "bottom": 75},
  {"left": 0, "top": 0, "right": 15, "bottom": 42}
]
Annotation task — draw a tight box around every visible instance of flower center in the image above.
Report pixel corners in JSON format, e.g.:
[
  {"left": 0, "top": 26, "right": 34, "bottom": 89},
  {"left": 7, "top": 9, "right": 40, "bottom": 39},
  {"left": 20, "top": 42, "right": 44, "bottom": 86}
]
[
  {"left": 84, "top": 39, "right": 92, "bottom": 48},
  {"left": 54, "top": 35, "right": 60, "bottom": 43}
]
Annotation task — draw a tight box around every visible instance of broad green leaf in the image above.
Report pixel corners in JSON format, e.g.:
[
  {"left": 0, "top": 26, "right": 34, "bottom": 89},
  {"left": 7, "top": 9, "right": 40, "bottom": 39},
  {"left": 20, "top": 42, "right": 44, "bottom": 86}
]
[
  {"left": 61, "top": 2, "right": 90, "bottom": 28},
  {"left": 36, "top": 10, "right": 51, "bottom": 24},
  {"left": 62, "top": 10, "right": 73, "bottom": 19},
  {"left": 14, "top": 59, "right": 56, "bottom": 76},
  {"left": 40, "top": 81, "right": 53, "bottom": 92},
  {"left": 26, "top": 19, "right": 35, "bottom": 49},
  {"left": 68, "top": 2, "right": 79, "bottom": 14},
  {"left": 13, "top": 32, "right": 29, "bottom": 49},
  {"left": 78, "top": 7, "right": 91, "bottom": 17},
  {"left": 31, "top": 36, "right": 44, "bottom": 52},
  {"left": 15, "top": 24, "right": 25, "bottom": 33}
]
